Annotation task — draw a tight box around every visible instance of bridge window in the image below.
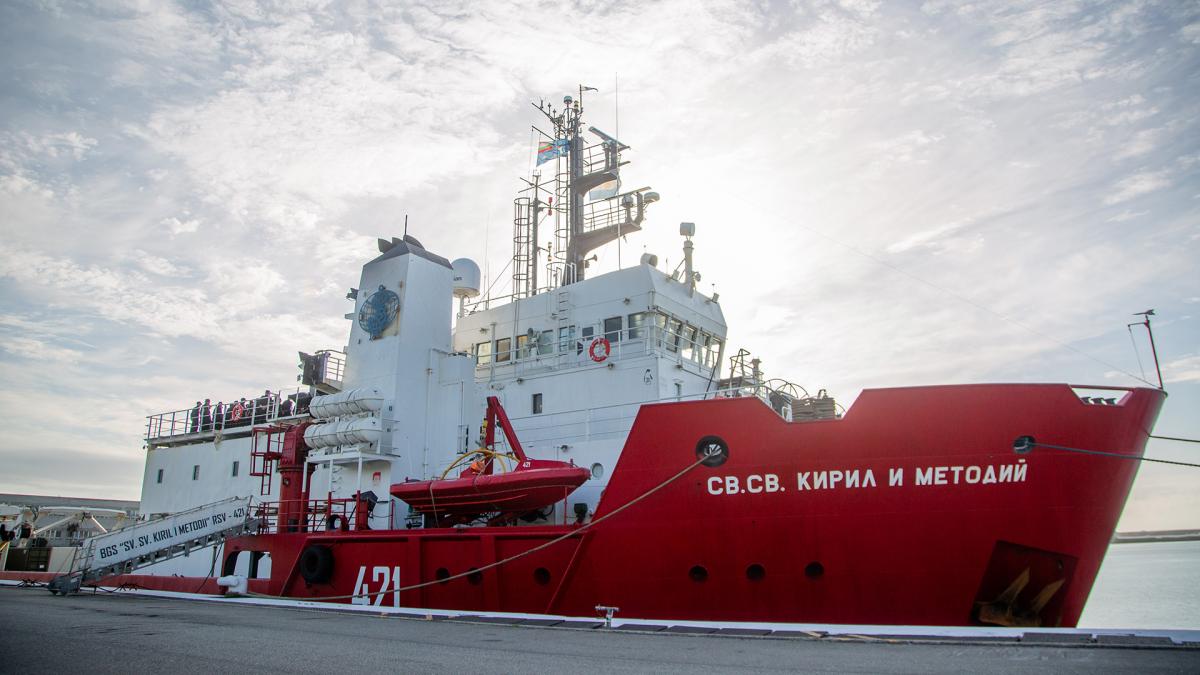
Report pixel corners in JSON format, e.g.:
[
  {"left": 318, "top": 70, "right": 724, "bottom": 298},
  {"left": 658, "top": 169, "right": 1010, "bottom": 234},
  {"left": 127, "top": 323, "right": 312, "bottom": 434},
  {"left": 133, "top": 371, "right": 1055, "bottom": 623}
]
[
  {"left": 681, "top": 325, "right": 698, "bottom": 361},
  {"left": 495, "top": 337, "right": 511, "bottom": 363},
  {"left": 537, "top": 330, "right": 554, "bottom": 355},
  {"left": 578, "top": 326, "right": 593, "bottom": 354},
  {"left": 192, "top": 465, "right": 200, "bottom": 481},
  {"left": 232, "top": 461, "right": 240, "bottom": 477},
  {"left": 516, "top": 334, "right": 529, "bottom": 359},
  {"left": 666, "top": 318, "right": 682, "bottom": 352},
  {"left": 707, "top": 337, "right": 723, "bottom": 368},
  {"left": 532, "top": 393, "right": 543, "bottom": 415},
  {"left": 628, "top": 312, "right": 646, "bottom": 339},
  {"left": 475, "top": 341, "right": 492, "bottom": 365},
  {"left": 156, "top": 469, "right": 163, "bottom": 484},
  {"left": 604, "top": 316, "right": 622, "bottom": 343},
  {"left": 558, "top": 325, "right": 575, "bottom": 352}
]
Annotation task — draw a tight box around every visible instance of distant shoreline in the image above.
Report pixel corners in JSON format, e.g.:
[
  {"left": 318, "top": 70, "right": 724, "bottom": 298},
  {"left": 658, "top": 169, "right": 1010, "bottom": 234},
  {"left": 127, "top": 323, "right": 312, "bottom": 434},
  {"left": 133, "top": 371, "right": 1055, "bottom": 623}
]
[{"left": 1112, "top": 529, "right": 1200, "bottom": 544}]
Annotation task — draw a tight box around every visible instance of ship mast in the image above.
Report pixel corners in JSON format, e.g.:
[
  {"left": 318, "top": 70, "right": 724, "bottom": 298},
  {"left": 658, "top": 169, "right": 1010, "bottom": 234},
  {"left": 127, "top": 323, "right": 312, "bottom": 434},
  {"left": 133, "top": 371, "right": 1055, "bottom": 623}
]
[{"left": 515, "top": 85, "right": 659, "bottom": 296}]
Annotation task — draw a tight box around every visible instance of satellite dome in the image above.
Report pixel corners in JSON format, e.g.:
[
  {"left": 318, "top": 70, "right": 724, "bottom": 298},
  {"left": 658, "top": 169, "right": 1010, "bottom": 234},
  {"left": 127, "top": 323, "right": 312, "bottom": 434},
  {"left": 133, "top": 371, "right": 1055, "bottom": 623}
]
[{"left": 451, "top": 258, "right": 481, "bottom": 298}]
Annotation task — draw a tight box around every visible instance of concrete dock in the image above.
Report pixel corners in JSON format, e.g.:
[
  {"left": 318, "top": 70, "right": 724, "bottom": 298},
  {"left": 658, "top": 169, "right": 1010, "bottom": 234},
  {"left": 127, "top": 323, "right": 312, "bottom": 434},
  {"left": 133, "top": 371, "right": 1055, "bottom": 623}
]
[{"left": 1, "top": 586, "right": 1196, "bottom": 673}]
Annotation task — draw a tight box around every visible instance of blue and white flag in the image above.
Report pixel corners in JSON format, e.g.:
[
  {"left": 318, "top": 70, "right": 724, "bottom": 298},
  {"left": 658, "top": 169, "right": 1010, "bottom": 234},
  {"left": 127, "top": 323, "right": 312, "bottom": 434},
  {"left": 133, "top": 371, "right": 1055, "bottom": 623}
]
[{"left": 588, "top": 177, "right": 621, "bottom": 200}]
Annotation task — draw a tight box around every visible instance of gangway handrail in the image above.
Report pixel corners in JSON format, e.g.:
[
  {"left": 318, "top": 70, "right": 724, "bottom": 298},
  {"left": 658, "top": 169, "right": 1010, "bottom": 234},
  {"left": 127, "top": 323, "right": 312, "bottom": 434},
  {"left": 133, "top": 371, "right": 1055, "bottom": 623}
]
[{"left": 46, "top": 496, "right": 259, "bottom": 596}]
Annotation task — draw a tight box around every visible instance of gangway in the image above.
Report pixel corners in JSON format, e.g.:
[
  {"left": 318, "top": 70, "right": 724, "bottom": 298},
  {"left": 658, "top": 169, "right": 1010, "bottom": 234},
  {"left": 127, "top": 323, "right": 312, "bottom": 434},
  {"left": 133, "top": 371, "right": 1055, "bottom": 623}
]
[{"left": 47, "top": 497, "right": 258, "bottom": 595}]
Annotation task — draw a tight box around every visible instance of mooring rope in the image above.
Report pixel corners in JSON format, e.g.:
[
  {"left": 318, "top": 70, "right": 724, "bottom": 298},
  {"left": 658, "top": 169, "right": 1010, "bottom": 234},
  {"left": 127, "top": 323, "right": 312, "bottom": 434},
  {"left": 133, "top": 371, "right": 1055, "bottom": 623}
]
[
  {"left": 1020, "top": 440, "right": 1200, "bottom": 469},
  {"left": 1149, "top": 435, "right": 1199, "bottom": 444},
  {"left": 244, "top": 454, "right": 709, "bottom": 602}
]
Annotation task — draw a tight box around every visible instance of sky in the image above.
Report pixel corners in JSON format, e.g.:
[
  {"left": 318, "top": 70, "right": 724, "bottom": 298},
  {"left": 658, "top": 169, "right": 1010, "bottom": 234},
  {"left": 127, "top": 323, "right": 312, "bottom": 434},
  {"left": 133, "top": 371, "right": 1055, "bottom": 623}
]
[{"left": 1, "top": 0, "right": 1197, "bottom": 531}]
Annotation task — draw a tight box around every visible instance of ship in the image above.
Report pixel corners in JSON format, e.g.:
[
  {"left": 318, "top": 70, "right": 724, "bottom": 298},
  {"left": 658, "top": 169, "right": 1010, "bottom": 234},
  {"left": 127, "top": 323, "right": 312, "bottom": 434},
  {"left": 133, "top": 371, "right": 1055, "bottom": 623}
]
[{"left": 10, "top": 88, "right": 1165, "bottom": 628}]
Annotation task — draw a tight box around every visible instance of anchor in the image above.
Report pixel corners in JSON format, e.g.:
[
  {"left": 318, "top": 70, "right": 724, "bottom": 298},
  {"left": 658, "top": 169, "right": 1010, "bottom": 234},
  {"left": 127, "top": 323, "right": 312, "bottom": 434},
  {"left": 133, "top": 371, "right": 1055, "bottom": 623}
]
[{"left": 974, "top": 567, "right": 1065, "bottom": 627}]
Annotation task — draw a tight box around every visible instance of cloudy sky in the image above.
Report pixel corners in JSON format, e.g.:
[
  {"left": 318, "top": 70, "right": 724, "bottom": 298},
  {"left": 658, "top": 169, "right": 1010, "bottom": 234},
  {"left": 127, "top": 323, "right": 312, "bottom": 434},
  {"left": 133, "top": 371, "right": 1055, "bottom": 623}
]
[{"left": 1, "top": 0, "right": 1197, "bottom": 530}]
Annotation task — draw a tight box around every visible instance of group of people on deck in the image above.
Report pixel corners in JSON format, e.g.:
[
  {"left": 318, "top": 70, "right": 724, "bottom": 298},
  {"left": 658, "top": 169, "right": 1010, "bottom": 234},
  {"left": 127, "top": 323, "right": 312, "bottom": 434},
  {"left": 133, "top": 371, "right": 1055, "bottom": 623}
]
[{"left": 186, "top": 390, "right": 309, "bottom": 433}]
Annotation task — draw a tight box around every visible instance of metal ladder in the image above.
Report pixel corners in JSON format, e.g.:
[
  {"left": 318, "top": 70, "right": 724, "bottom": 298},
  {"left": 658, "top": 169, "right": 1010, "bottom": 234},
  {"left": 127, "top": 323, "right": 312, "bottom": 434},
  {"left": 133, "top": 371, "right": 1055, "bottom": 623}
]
[{"left": 555, "top": 289, "right": 571, "bottom": 359}]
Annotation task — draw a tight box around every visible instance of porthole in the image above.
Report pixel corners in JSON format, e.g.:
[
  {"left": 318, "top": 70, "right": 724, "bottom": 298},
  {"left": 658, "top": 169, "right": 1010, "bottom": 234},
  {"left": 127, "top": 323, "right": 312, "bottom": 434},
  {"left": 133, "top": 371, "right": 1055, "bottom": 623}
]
[
  {"left": 534, "top": 567, "right": 551, "bottom": 585},
  {"left": 467, "top": 567, "right": 482, "bottom": 585},
  {"left": 695, "top": 435, "right": 729, "bottom": 467},
  {"left": 689, "top": 565, "right": 708, "bottom": 582},
  {"left": 805, "top": 561, "right": 824, "bottom": 579},
  {"left": 746, "top": 563, "right": 765, "bottom": 581},
  {"left": 435, "top": 567, "right": 450, "bottom": 584},
  {"left": 591, "top": 463, "right": 604, "bottom": 479}
]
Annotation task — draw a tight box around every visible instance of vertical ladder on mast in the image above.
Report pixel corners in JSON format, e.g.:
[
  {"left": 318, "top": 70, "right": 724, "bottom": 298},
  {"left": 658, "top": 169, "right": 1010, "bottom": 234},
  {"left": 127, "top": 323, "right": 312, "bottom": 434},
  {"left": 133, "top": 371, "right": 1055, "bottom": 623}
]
[{"left": 512, "top": 197, "right": 533, "bottom": 299}]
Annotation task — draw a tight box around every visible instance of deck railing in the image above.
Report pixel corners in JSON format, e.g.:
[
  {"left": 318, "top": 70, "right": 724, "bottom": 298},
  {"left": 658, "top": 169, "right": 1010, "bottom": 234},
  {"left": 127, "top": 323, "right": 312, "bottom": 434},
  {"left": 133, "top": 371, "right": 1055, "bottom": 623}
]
[
  {"left": 472, "top": 324, "right": 723, "bottom": 379},
  {"left": 145, "top": 385, "right": 313, "bottom": 443}
]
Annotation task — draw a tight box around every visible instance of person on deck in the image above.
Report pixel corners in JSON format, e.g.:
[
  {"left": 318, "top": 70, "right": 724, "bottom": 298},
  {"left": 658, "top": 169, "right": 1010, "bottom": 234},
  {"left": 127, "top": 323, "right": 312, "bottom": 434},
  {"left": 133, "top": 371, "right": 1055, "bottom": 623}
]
[
  {"left": 189, "top": 401, "right": 201, "bottom": 433},
  {"left": 201, "top": 398, "right": 213, "bottom": 432}
]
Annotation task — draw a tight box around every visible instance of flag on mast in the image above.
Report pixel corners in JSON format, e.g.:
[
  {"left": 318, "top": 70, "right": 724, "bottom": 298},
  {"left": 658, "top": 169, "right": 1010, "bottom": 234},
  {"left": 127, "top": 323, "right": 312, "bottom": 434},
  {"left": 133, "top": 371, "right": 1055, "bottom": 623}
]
[
  {"left": 537, "top": 139, "right": 569, "bottom": 165},
  {"left": 588, "top": 177, "right": 621, "bottom": 200}
]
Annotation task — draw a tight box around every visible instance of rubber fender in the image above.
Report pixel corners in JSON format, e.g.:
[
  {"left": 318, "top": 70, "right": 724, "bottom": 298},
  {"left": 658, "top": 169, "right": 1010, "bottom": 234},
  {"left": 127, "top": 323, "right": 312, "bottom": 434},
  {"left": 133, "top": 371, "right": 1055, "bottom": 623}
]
[{"left": 298, "top": 544, "right": 334, "bottom": 584}]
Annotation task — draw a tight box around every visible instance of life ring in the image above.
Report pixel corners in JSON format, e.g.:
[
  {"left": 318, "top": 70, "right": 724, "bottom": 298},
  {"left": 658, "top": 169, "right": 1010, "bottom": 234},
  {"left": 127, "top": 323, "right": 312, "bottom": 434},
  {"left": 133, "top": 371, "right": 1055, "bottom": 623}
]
[
  {"left": 589, "top": 337, "right": 611, "bottom": 362},
  {"left": 230, "top": 403, "right": 245, "bottom": 421}
]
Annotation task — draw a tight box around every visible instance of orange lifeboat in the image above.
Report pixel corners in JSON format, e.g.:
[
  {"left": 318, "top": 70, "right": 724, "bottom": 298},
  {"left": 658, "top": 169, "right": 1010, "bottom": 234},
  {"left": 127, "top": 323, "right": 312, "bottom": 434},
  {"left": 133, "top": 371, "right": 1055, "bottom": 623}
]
[{"left": 390, "top": 396, "right": 589, "bottom": 524}]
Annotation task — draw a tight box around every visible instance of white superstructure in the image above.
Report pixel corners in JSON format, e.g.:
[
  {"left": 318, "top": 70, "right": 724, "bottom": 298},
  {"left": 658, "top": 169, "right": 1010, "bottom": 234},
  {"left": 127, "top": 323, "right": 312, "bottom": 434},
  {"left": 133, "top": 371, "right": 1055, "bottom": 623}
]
[{"left": 132, "top": 88, "right": 798, "bottom": 576}]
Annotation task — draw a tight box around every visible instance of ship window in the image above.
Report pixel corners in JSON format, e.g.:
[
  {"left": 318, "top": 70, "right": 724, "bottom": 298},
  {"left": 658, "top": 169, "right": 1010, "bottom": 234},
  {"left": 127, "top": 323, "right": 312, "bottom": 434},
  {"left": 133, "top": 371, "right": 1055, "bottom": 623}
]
[
  {"left": 516, "top": 334, "right": 529, "bottom": 359},
  {"left": 689, "top": 565, "right": 708, "bottom": 582},
  {"left": 495, "top": 337, "right": 511, "bottom": 363},
  {"left": 534, "top": 567, "right": 551, "bottom": 585},
  {"left": 707, "top": 337, "right": 722, "bottom": 368},
  {"left": 192, "top": 465, "right": 200, "bottom": 481},
  {"left": 603, "top": 316, "right": 622, "bottom": 343},
  {"left": 538, "top": 330, "right": 554, "bottom": 355},
  {"left": 532, "top": 393, "right": 543, "bottom": 415},
  {"left": 653, "top": 312, "right": 668, "bottom": 347},
  {"left": 475, "top": 341, "right": 491, "bottom": 365},
  {"left": 627, "top": 312, "right": 646, "bottom": 339},
  {"left": 666, "top": 318, "right": 682, "bottom": 352},
  {"left": 558, "top": 325, "right": 575, "bottom": 352},
  {"left": 232, "top": 461, "right": 239, "bottom": 477},
  {"left": 681, "top": 325, "right": 698, "bottom": 361},
  {"left": 579, "top": 326, "right": 593, "bottom": 354},
  {"left": 156, "top": 469, "right": 163, "bottom": 484}
]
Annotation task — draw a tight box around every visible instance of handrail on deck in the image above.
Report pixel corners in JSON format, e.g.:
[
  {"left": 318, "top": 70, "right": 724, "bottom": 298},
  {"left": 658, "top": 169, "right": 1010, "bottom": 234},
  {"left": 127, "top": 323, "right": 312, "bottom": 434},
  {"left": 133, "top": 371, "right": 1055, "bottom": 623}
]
[{"left": 145, "top": 385, "right": 314, "bottom": 443}]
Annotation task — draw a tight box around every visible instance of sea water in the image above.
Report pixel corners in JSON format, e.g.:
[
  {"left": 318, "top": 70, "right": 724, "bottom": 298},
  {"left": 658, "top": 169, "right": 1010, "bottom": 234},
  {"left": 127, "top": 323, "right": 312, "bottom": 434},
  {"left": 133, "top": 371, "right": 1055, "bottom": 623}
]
[{"left": 1079, "top": 540, "right": 1200, "bottom": 629}]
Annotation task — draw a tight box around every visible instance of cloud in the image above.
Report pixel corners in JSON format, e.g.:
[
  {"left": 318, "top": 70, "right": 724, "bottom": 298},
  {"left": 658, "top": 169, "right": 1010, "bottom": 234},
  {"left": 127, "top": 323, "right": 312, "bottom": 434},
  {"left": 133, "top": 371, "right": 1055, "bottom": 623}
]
[
  {"left": 0, "top": 0, "right": 1197, "bottom": 530},
  {"left": 161, "top": 216, "right": 200, "bottom": 235},
  {"left": 1164, "top": 354, "right": 1200, "bottom": 384},
  {"left": 1103, "top": 170, "right": 1172, "bottom": 205}
]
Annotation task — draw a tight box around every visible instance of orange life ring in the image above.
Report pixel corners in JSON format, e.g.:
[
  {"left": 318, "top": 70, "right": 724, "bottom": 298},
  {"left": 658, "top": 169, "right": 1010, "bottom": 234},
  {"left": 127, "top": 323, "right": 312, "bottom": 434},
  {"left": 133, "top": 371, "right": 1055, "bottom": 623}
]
[{"left": 589, "top": 337, "right": 611, "bottom": 362}]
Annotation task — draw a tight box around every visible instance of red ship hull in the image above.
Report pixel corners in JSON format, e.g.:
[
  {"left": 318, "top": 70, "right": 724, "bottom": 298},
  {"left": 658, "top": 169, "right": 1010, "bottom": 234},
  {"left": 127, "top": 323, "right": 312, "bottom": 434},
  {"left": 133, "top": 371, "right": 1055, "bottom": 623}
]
[{"left": 221, "top": 383, "right": 1161, "bottom": 626}]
